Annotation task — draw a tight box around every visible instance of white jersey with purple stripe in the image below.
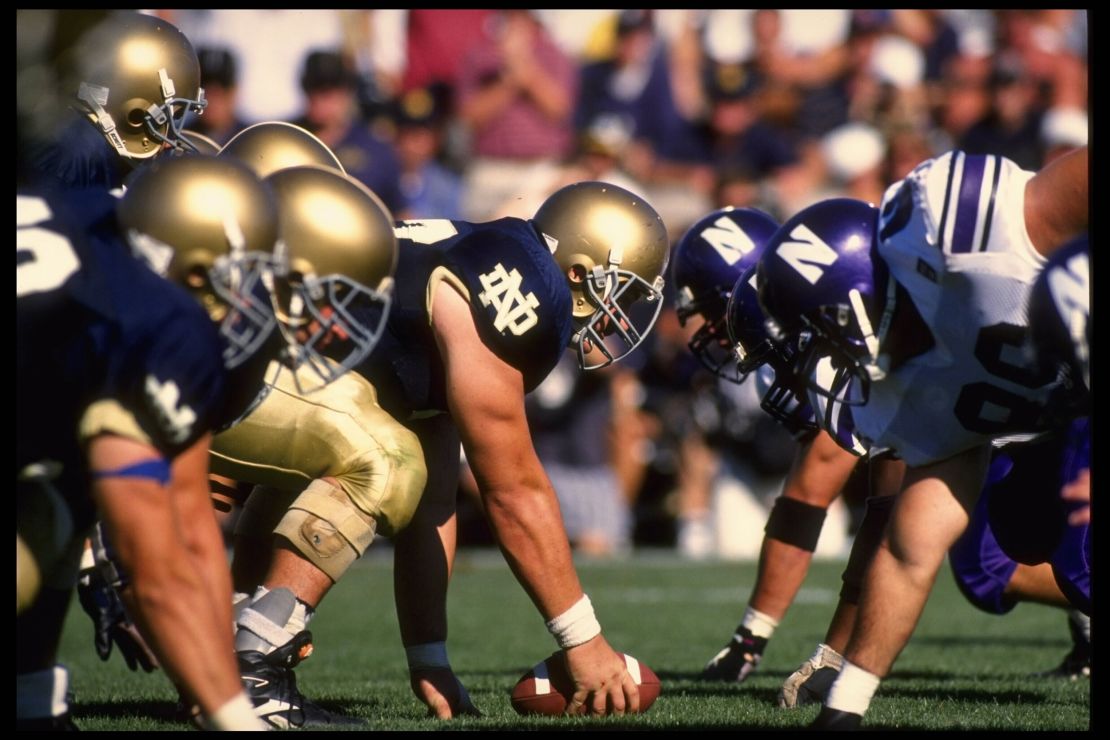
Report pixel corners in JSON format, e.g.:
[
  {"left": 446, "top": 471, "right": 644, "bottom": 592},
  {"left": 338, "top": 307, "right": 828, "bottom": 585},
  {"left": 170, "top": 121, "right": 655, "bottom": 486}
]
[
  {"left": 854, "top": 151, "right": 1056, "bottom": 466},
  {"left": 806, "top": 357, "right": 872, "bottom": 457}
]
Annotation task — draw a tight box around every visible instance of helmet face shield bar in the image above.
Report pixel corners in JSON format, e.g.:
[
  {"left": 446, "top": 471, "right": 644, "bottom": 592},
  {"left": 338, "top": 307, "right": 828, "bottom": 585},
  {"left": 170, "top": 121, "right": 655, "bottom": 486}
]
[
  {"left": 209, "top": 252, "right": 277, "bottom": 370},
  {"left": 572, "top": 268, "right": 664, "bottom": 370},
  {"left": 676, "top": 287, "right": 747, "bottom": 383},
  {"left": 142, "top": 82, "right": 208, "bottom": 155},
  {"left": 272, "top": 272, "right": 393, "bottom": 393}
]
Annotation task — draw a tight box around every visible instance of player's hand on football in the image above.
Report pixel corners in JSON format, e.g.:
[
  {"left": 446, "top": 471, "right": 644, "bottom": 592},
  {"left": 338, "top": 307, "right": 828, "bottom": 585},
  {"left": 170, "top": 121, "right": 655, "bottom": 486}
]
[
  {"left": 409, "top": 666, "right": 481, "bottom": 719},
  {"left": 563, "top": 635, "right": 640, "bottom": 716},
  {"left": 76, "top": 567, "right": 159, "bottom": 672}
]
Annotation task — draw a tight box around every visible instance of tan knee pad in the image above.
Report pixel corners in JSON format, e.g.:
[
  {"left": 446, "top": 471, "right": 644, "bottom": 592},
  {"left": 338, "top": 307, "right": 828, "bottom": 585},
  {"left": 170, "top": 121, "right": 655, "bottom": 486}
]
[
  {"left": 235, "top": 485, "right": 301, "bottom": 541},
  {"left": 274, "top": 479, "right": 378, "bottom": 582}
]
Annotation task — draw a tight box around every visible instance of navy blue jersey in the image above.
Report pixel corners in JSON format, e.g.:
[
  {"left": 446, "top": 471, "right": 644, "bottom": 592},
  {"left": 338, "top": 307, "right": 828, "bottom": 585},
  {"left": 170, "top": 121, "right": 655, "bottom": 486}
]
[
  {"left": 17, "top": 188, "right": 227, "bottom": 523},
  {"left": 359, "top": 218, "right": 573, "bottom": 420},
  {"left": 23, "top": 109, "right": 131, "bottom": 191}
]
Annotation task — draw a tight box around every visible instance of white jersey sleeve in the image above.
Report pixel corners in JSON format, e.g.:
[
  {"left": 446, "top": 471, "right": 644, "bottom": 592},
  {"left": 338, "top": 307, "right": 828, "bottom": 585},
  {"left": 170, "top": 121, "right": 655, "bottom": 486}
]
[{"left": 854, "top": 152, "right": 1056, "bottom": 466}]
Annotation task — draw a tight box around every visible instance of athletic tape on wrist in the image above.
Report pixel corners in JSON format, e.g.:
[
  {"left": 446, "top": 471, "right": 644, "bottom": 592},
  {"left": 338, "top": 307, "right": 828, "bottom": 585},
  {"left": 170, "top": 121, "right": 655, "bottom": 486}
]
[{"left": 545, "top": 594, "right": 602, "bottom": 649}]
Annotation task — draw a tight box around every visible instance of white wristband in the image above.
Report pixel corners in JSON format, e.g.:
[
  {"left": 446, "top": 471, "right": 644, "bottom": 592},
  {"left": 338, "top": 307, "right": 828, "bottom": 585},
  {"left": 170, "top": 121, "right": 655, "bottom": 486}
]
[
  {"left": 406, "top": 641, "right": 450, "bottom": 670},
  {"left": 545, "top": 594, "right": 602, "bottom": 649},
  {"left": 205, "top": 692, "right": 266, "bottom": 731}
]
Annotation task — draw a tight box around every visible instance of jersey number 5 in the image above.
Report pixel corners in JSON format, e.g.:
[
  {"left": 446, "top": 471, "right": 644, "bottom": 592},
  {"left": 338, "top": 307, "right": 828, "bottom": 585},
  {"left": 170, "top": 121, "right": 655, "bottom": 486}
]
[{"left": 17, "top": 196, "right": 80, "bottom": 297}]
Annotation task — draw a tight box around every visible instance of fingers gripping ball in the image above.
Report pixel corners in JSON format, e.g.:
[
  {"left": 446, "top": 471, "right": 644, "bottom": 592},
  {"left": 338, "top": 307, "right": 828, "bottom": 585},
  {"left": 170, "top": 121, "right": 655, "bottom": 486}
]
[{"left": 510, "top": 652, "right": 661, "bottom": 716}]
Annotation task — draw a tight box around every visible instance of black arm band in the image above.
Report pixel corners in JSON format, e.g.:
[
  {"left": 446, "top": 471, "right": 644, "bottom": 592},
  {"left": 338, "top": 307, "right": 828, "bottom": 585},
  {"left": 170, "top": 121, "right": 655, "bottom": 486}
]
[{"left": 764, "top": 496, "right": 828, "bottom": 552}]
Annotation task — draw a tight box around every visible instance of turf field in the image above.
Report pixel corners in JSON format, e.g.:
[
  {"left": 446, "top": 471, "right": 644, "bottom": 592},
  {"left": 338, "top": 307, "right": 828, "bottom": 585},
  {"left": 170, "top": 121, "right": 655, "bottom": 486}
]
[{"left": 56, "top": 549, "right": 1090, "bottom": 730}]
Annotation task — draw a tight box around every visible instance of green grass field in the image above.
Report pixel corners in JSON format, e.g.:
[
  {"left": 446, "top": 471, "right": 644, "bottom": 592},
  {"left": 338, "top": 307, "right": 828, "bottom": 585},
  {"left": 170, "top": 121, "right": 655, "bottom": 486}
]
[{"left": 56, "top": 550, "right": 1090, "bottom": 730}]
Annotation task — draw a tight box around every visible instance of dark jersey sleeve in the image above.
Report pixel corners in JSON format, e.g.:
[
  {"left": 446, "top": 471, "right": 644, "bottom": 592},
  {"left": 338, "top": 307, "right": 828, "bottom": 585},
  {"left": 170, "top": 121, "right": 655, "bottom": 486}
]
[
  {"left": 440, "top": 220, "right": 574, "bottom": 392},
  {"left": 113, "top": 307, "right": 228, "bottom": 458}
]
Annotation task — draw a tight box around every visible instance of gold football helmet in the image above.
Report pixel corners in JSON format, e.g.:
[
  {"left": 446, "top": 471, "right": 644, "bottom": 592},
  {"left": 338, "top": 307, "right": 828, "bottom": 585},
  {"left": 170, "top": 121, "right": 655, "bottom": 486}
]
[
  {"left": 117, "top": 155, "right": 281, "bottom": 369},
  {"left": 264, "top": 166, "right": 398, "bottom": 391},
  {"left": 220, "top": 121, "right": 344, "bottom": 179},
  {"left": 180, "top": 129, "right": 221, "bottom": 156},
  {"left": 60, "top": 12, "right": 207, "bottom": 161},
  {"left": 532, "top": 181, "right": 669, "bottom": 369}
]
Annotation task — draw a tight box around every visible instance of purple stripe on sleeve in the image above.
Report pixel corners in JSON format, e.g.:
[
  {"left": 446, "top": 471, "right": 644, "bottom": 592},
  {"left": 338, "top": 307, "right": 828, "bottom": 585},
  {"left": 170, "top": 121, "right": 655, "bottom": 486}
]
[{"left": 951, "top": 154, "right": 986, "bottom": 253}]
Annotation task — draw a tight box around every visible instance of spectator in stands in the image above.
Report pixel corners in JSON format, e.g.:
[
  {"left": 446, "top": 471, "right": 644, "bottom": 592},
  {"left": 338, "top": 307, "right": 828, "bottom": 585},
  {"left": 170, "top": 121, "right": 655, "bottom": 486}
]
[
  {"left": 191, "top": 47, "right": 249, "bottom": 146},
  {"left": 457, "top": 10, "right": 577, "bottom": 222},
  {"left": 293, "top": 49, "right": 406, "bottom": 213},
  {"left": 393, "top": 85, "right": 463, "bottom": 220}
]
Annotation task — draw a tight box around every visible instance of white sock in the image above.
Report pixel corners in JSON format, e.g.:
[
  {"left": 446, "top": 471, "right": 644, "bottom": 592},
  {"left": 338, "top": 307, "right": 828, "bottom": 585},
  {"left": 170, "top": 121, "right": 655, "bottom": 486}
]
[
  {"left": 825, "top": 660, "right": 881, "bottom": 716},
  {"left": 740, "top": 606, "right": 779, "bottom": 640},
  {"left": 205, "top": 692, "right": 267, "bottom": 731},
  {"left": 287, "top": 599, "right": 315, "bottom": 635},
  {"left": 16, "top": 666, "right": 69, "bottom": 719}
]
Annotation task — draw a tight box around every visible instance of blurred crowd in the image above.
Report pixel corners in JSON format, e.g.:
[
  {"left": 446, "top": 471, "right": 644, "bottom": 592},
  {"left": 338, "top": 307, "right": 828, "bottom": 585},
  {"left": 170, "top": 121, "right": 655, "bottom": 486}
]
[{"left": 162, "top": 8, "right": 1088, "bottom": 559}]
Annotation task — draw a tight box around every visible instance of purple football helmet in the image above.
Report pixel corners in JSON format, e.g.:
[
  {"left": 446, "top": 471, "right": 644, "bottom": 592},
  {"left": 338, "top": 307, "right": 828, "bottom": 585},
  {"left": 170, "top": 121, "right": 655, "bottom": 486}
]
[
  {"left": 727, "top": 264, "right": 816, "bottom": 435},
  {"left": 1027, "top": 234, "right": 1089, "bottom": 416},
  {"left": 672, "top": 207, "right": 779, "bottom": 382},
  {"left": 756, "top": 198, "right": 890, "bottom": 406}
]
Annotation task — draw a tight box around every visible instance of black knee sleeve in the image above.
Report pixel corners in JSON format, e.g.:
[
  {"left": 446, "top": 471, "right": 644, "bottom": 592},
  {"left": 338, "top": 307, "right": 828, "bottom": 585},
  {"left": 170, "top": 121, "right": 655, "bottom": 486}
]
[
  {"left": 840, "top": 495, "right": 895, "bottom": 604},
  {"left": 765, "top": 496, "right": 828, "bottom": 552}
]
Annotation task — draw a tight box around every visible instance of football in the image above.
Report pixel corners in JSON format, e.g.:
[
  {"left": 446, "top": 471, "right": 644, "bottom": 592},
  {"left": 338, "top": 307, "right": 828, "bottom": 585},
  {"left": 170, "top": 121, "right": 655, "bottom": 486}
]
[{"left": 510, "top": 651, "right": 661, "bottom": 716}]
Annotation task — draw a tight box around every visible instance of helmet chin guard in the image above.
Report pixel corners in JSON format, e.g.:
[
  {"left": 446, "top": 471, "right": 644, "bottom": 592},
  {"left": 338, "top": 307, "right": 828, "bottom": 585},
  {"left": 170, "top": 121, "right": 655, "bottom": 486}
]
[{"left": 571, "top": 268, "right": 664, "bottom": 370}]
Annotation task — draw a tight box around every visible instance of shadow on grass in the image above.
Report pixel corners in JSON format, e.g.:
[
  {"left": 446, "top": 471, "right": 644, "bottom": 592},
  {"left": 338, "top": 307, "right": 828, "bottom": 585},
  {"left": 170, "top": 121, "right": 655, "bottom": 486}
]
[
  {"left": 74, "top": 699, "right": 179, "bottom": 724},
  {"left": 877, "top": 687, "right": 1054, "bottom": 704}
]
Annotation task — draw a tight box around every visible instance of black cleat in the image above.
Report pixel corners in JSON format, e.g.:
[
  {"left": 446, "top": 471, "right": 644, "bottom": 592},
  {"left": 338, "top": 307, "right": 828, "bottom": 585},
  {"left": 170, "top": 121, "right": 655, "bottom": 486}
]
[
  {"left": 700, "top": 626, "right": 768, "bottom": 683},
  {"left": 809, "top": 706, "right": 863, "bottom": 730},
  {"left": 1038, "top": 617, "right": 1091, "bottom": 680},
  {"left": 239, "top": 630, "right": 364, "bottom": 729}
]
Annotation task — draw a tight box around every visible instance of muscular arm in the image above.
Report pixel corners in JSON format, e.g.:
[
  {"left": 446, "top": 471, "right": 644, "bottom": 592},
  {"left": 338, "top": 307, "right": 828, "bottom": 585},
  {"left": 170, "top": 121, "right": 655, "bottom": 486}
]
[
  {"left": 169, "top": 440, "right": 234, "bottom": 662},
  {"left": 431, "top": 284, "right": 638, "bottom": 715},
  {"left": 433, "top": 286, "right": 582, "bottom": 618},
  {"left": 750, "top": 431, "right": 860, "bottom": 619},
  {"left": 1025, "top": 145, "right": 1088, "bottom": 257},
  {"left": 90, "top": 434, "right": 242, "bottom": 716}
]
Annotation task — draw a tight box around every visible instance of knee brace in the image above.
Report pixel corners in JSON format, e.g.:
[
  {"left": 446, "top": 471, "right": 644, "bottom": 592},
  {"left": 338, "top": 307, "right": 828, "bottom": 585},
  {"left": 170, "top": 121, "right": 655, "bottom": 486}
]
[
  {"left": 840, "top": 495, "right": 894, "bottom": 604},
  {"left": 764, "top": 496, "right": 827, "bottom": 552},
  {"left": 234, "top": 485, "right": 301, "bottom": 541},
  {"left": 274, "top": 479, "right": 378, "bottom": 582},
  {"left": 948, "top": 491, "right": 1019, "bottom": 614}
]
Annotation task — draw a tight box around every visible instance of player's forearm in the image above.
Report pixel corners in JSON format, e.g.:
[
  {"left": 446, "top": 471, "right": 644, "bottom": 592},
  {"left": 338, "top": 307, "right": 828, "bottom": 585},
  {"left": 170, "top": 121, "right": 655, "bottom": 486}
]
[
  {"left": 117, "top": 534, "right": 244, "bottom": 713},
  {"left": 749, "top": 538, "right": 817, "bottom": 620},
  {"left": 482, "top": 485, "right": 584, "bottom": 620},
  {"left": 173, "top": 483, "right": 235, "bottom": 649},
  {"left": 393, "top": 508, "right": 455, "bottom": 647}
]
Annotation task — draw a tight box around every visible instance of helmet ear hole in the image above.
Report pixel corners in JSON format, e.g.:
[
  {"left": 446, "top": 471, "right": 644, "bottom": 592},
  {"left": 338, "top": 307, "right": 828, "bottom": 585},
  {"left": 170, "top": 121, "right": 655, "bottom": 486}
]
[
  {"left": 567, "top": 264, "right": 587, "bottom": 284},
  {"left": 184, "top": 264, "right": 209, "bottom": 290},
  {"left": 125, "top": 105, "right": 148, "bottom": 128}
]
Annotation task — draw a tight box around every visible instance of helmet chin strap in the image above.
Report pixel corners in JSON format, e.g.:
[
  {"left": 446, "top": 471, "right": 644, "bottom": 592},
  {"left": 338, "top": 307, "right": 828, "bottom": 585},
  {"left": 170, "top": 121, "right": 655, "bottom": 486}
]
[
  {"left": 77, "top": 83, "right": 130, "bottom": 158},
  {"left": 848, "top": 283, "right": 894, "bottom": 382}
]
